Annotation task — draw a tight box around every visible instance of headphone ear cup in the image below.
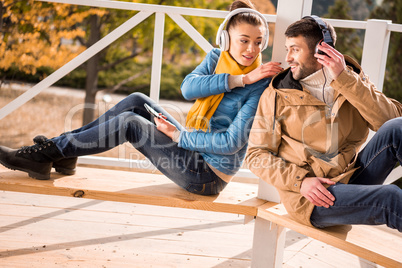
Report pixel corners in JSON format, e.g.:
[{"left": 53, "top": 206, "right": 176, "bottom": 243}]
[
  {"left": 261, "top": 27, "right": 269, "bottom": 52},
  {"left": 315, "top": 39, "right": 328, "bottom": 55},
  {"left": 262, "top": 34, "right": 268, "bottom": 52},
  {"left": 220, "top": 30, "right": 230, "bottom": 51}
]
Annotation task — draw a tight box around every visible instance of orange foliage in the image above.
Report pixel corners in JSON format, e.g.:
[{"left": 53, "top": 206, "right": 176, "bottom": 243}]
[{"left": 0, "top": 0, "right": 106, "bottom": 75}]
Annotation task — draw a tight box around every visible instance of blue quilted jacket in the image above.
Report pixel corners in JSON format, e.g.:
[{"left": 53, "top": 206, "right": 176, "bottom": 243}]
[{"left": 178, "top": 48, "right": 270, "bottom": 175}]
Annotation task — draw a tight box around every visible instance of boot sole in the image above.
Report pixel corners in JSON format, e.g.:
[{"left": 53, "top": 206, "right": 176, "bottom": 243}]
[
  {"left": 54, "top": 166, "right": 76, "bottom": 175},
  {"left": 0, "top": 159, "right": 50, "bottom": 180}
]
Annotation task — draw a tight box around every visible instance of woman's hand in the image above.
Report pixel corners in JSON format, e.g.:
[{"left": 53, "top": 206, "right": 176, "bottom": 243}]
[
  {"left": 315, "top": 42, "right": 347, "bottom": 79},
  {"left": 154, "top": 115, "right": 177, "bottom": 139},
  {"left": 243, "top": 61, "right": 283, "bottom": 85}
]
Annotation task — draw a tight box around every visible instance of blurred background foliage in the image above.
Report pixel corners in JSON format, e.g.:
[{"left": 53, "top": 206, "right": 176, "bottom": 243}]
[{"left": 1, "top": 0, "right": 401, "bottom": 123}]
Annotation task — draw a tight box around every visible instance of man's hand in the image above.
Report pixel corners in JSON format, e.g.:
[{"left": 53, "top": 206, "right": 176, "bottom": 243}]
[
  {"left": 243, "top": 62, "right": 283, "bottom": 85},
  {"left": 315, "top": 42, "right": 346, "bottom": 79},
  {"left": 300, "top": 177, "right": 336, "bottom": 208},
  {"left": 154, "top": 115, "right": 176, "bottom": 140}
]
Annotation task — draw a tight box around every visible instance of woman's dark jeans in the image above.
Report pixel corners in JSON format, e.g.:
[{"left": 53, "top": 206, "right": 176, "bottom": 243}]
[{"left": 52, "top": 92, "right": 227, "bottom": 195}]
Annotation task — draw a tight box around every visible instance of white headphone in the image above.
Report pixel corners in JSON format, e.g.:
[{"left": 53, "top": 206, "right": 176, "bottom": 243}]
[{"left": 216, "top": 8, "right": 269, "bottom": 52}]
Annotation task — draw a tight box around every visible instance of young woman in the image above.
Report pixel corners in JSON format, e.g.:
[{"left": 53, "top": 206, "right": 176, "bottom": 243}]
[{"left": 0, "top": 0, "right": 282, "bottom": 195}]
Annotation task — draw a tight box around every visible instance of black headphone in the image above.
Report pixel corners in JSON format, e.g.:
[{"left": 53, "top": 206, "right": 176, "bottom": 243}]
[{"left": 302, "top": 15, "right": 334, "bottom": 56}]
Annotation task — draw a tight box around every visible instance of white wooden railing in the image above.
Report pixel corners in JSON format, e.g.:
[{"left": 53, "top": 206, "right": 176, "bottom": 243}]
[{"left": 0, "top": 0, "right": 401, "bottom": 184}]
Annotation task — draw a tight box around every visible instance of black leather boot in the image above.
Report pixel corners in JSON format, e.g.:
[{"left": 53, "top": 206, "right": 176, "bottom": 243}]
[
  {"left": 33, "top": 135, "right": 77, "bottom": 175},
  {"left": 0, "top": 139, "right": 64, "bottom": 180}
]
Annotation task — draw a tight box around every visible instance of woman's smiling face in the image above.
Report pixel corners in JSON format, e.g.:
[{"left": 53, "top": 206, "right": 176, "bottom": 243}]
[{"left": 228, "top": 23, "right": 265, "bottom": 66}]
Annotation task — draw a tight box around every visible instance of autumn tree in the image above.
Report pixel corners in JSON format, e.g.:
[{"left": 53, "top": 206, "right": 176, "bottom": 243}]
[
  {"left": 1, "top": 1, "right": 94, "bottom": 77},
  {"left": 1, "top": 0, "right": 231, "bottom": 125}
]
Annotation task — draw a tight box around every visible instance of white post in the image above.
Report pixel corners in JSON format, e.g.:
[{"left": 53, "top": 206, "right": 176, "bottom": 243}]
[
  {"left": 359, "top": 20, "right": 391, "bottom": 150},
  {"left": 149, "top": 12, "right": 165, "bottom": 102},
  {"left": 302, "top": 0, "right": 313, "bottom": 17},
  {"left": 251, "top": 219, "right": 286, "bottom": 268},
  {"left": 259, "top": 0, "right": 306, "bottom": 203},
  {"left": 257, "top": 180, "right": 281, "bottom": 203},
  {"left": 251, "top": 1, "right": 306, "bottom": 267},
  {"left": 271, "top": 0, "right": 305, "bottom": 64},
  {"left": 361, "top": 19, "right": 391, "bottom": 92}
]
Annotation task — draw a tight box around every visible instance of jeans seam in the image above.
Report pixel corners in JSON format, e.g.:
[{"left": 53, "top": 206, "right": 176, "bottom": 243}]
[
  {"left": 394, "top": 143, "right": 402, "bottom": 164},
  {"left": 188, "top": 165, "right": 211, "bottom": 174},
  {"left": 321, "top": 201, "right": 402, "bottom": 218},
  {"left": 188, "top": 169, "right": 207, "bottom": 174},
  {"left": 126, "top": 119, "right": 174, "bottom": 157},
  {"left": 353, "top": 143, "right": 393, "bottom": 178}
]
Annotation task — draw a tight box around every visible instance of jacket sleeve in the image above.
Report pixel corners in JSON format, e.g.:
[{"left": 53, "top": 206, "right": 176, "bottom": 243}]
[
  {"left": 332, "top": 66, "right": 402, "bottom": 131},
  {"left": 180, "top": 48, "right": 230, "bottom": 101},
  {"left": 245, "top": 89, "right": 309, "bottom": 193},
  {"left": 178, "top": 81, "right": 267, "bottom": 155}
]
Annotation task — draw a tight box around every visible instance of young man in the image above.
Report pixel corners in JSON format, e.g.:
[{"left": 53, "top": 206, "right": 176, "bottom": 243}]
[{"left": 246, "top": 16, "right": 402, "bottom": 231}]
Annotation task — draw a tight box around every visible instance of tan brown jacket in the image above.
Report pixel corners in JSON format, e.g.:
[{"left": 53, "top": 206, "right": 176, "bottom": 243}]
[{"left": 246, "top": 56, "right": 402, "bottom": 226}]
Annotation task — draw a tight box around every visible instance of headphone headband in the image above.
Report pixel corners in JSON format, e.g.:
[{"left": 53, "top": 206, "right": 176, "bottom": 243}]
[
  {"left": 302, "top": 15, "right": 334, "bottom": 48},
  {"left": 216, "top": 8, "right": 269, "bottom": 52}
]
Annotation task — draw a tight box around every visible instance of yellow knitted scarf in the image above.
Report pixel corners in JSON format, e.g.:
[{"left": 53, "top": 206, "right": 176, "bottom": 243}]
[{"left": 186, "top": 51, "right": 261, "bottom": 131}]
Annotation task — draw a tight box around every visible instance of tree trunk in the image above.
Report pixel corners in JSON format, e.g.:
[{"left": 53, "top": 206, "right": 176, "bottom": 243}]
[
  {"left": 0, "top": 2, "right": 3, "bottom": 33},
  {"left": 82, "top": 14, "right": 101, "bottom": 126}
]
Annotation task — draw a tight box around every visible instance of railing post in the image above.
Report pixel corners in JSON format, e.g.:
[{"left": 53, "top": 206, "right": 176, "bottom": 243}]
[
  {"left": 271, "top": 0, "right": 305, "bottom": 64},
  {"left": 361, "top": 20, "right": 401, "bottom": 183},
  {"left": 250, "top": 1, "right": 307, "bottom": 267},
  {"left": 361, "top": 19, "right": 391, "bottom": 92},
  {"left": 149, "top": 12, "right": 165, "bottom": 102},
  {"left": 261, "top": 0, "right": 309, "bottom": 203},
  {"left": 302, "top": 0, "right": 313, "bottom": 17}
]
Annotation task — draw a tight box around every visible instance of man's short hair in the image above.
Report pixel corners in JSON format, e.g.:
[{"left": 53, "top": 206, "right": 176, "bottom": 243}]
[{"left": 285, "top": 17, "right": 337, "bottom": 54}]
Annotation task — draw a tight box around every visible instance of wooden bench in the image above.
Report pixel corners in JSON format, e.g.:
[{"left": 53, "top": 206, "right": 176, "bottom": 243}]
[
  {"left": 0, "top": 165, "right": 265, "bottom": 216},
  {"left": 254, "top": 201, "right": 402, "bottom": 268},
  {"left": 0, "top": 165, "right": 401, "bottom": 267}
]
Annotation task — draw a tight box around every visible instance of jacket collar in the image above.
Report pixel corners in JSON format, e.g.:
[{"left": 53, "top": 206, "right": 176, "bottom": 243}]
[
  {"left": 272, "top": 68, "right": 302, "bottom": 90},
  {"left": 271, "top": 55, "right": 362, "bottom": 91}
]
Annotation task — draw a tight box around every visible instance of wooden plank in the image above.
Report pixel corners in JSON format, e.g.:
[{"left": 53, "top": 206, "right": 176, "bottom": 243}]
[
  {"left": 0, "top": 210, "right": 253, "bottom": 248},
  {"left": 0, "top": 166, "right": 266, "bottom": 216},
  {"left": 292, "top": 238, "right": 383, "bottom": 268},
  {"left": 257, "top": 202, "right": 402, "bottom": 267},
  {"left": 0, "top": 191, "right": 247, "bottom": 223}
]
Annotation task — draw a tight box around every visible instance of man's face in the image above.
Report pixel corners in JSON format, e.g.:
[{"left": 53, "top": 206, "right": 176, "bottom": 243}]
[{"left": 285, "top": 36, "right": 321, "bottom": 80}]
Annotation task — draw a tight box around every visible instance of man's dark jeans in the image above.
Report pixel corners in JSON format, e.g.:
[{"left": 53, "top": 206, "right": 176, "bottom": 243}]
[{"left": 311, "top": 117, "right": 402, "bottom": 231}]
